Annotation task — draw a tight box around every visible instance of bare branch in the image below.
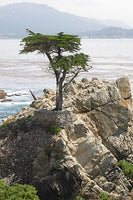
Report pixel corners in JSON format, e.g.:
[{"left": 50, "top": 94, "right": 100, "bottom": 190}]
[
  {"left": 29, "top": 90, "right": 37, "bottom": 100},
  {"left": 45, "top": 52, "right": 52, "bottom": 64},
  {"left": 63, "top": 69, "right": 80, "bottom": 89}
]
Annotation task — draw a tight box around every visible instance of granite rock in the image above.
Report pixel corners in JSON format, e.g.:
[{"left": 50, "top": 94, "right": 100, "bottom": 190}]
[{"left": 0, "top": 76, "right": 133, "bottom": 200}]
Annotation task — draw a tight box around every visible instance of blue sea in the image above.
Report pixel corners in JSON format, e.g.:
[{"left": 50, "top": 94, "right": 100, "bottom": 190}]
[{"left": 0, "top": 39, "right": 133, "bottom": 123}]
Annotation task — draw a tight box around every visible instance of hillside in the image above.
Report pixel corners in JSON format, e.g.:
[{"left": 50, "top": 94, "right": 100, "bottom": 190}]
[
  {"left": 0, "top": 3, "right": 106, "bottom": 38},
  {"left": 0, "top": 3, "right": 132, "bottom": 39},
  {"left": 81, "top": 27, "right": 133, "bottom": 38}
]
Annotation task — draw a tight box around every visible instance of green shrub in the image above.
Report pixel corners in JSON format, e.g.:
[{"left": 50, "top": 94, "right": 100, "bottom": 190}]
[
  {"left": 99, "top": 192, "right": 114, "bottom": 200},
  {"left": 0, "top": 117, "right": 15, "bottom": 130},
  {"left": 76, "top": 196, "right": 84, "bottom": 200},
  {"left": 117, "top": 160, "right": 133, "bottom": 180},
  {"left": 0, "top": 180, "right": 39, "bottom": 200},
  {"left": 49, "top": 125, "right": 61, "bottom": 135}
]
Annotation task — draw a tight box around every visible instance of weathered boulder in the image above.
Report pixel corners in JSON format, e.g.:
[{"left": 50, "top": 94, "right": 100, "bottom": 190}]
[
  {"left": 0, "top": 90, "right": 7, "bottom": 99},
  {"left": 30, "top": 88, "right": 55, "bottom": 109},
  {"left": 116, "top": 76, "right": 132, "bottom": 100},
  {"left": 67, "top": 76, "right": 133, "bottom": 160}
]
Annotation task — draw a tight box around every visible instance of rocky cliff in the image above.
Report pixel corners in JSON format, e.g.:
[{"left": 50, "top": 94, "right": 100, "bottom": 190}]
[{"left": 0, "top": 76, "right": 133, "bottom": 200}]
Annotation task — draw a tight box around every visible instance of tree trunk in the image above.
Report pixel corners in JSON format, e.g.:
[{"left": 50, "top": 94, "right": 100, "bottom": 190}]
[{"left": 56, "top": 80, "right": 63, "bottom": 110}]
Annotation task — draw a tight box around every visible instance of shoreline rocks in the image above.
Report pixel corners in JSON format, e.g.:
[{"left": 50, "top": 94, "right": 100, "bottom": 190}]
[
  {"left": 0, "top": 90, "right": 7, "bottom": 99},
  {"left": 0, "top": 76, "right": 133, "bottom": 200}
]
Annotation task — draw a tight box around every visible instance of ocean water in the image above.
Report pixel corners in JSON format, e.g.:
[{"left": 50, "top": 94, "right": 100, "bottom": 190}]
[
  {"left": 81, "top": 39, "right": 133, "bottom": 82},
  {"left": 0, "top": 38, "right": 133, "bottom": 123}
]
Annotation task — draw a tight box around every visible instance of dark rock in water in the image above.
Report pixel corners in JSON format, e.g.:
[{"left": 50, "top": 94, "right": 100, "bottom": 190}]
[
  {"left": 0, "top": 90, "right": 7, "bottom": 99},
  {"left": 0, "top": 76, "right": 133, "bottom": 200},
  {"left": 7, "top": 93, "right": 28, "bottom": 97},
  {"left": 1, "top": 99, "right": 12, "bottom": 103}
]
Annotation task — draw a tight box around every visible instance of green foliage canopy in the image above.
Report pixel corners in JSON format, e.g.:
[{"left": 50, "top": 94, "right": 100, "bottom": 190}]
[
  {"left": 0, "top": 180, "right": 39, "bottom": 200},
  {"left": 20, "top": 30, "right": 90, "bottom": 110},
  {"left": 20, "top": 30, "right": 89, "bottom": 73},
  {"left": 20, "top": 30, "right": 81, "bottom": 55}
]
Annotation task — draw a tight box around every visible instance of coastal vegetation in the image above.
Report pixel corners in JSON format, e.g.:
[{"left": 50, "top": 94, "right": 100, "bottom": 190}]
[
  {"left": 0, "top": 180, "right": 39, "bottom": 200},
  {"left": 99, "top": 192, "right": 114, "bottom": 200},
  {"left": 20, "top": 30, "right": 90, "bottom": 110},
  {"left": 48, "top": 125, "right": 61, "bottom": 135},
  {"left": 0, "top": 180, "right": 115, "bottom": 200},
  {"left": 117, "top": 160, "right": 133, "bottom": 180},
  {"left": 0, "top": 117, "right": 15, "bottom": 130},
  {"left": 76, "top": 196, "right": 84, "bottom": 200}
]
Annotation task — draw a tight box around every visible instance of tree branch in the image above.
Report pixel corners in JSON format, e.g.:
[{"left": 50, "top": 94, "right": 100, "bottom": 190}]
[
  {"left": 60, "top": 69, "right": 67, "bottom": 84},
  {"left": 45, "top": 52, "right": 52, "bottom": 64},
  {"left": 63, "top": 69, "right": 80, "bottom": 89}
]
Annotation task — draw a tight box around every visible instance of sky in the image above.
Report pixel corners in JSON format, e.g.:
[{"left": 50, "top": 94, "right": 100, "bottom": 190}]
[{"left": 0, "top": 0, "right": 133, "bottom": 27}]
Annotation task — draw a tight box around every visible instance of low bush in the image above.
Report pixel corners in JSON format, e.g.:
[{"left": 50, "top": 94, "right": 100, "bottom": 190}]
[
  {"left": 49, "top": 125, "right": 61, "bottom": 135},
  {"left": 117, "top": 160, "right": 133, "bottom": 180},
  {"left": 76, "top": 196, "right": 84, "bottom": 200},
  {"left": 0, "top": 180, "right": 39, "bottom": 200},
  {"left": 99, "top": 192, "right": 114, "bottom": 200},
  {"left": 0, "top": 117, "right": 15, "bottom": 130}
]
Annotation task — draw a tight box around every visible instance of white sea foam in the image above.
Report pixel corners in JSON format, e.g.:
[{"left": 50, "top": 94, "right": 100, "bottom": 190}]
[{"left": 0, "top": 101, "right": 31, "bottom": 105}]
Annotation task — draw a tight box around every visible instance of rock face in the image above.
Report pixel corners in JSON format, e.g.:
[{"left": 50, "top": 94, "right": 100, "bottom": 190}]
[
  {"left": 0, "top": 90, "right": 6, "bottom": 99},
  {"left": 34, "top": 110, "right": 73, "bottom": 128},
  {"left": 0, "top": 76, "right": 133, "bottom": 200}
]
